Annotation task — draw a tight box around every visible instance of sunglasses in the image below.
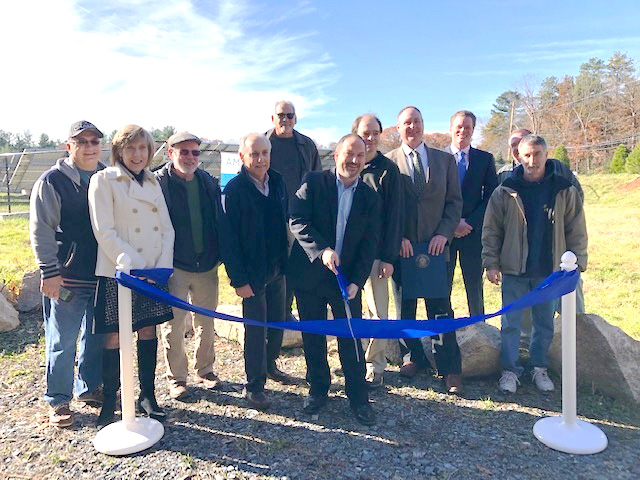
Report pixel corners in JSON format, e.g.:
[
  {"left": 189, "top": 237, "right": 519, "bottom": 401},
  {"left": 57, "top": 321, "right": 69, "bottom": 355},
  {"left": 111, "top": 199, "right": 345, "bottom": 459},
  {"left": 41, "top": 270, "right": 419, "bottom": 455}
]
[
  {"left": 72, "top": 139, "right": 101, "bottom": 147},
  {"left": 178, "top": 149, "right": 201, "bottom": 157},
  {"left": 276, "top": 113, "right": 295, "bottom": 120}
]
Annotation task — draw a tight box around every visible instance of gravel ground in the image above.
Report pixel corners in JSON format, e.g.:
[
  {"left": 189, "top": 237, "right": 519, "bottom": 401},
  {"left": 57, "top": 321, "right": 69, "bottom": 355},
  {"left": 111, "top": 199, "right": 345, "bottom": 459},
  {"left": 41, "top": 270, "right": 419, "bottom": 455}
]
[{"left": 1, "top": 309, "right": 639, "bottom": 480}]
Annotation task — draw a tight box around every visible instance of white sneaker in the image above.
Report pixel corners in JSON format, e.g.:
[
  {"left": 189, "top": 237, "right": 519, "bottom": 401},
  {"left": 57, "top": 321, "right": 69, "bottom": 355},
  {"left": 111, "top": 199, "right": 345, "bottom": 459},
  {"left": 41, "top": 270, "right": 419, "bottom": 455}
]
[
  {"left": 498, "top": 370, "right": 519, "bottom": 393},
  {"left": 532, "top": 367, "right": 555, "bottom": 392}
]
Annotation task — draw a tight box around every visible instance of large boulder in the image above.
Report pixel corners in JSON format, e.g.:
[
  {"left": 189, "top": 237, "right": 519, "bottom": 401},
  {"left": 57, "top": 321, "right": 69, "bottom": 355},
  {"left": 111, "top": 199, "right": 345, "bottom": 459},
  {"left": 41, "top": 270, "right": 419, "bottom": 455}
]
[
  {"left": 0, "top": 292, "right": 20, "bottom": 332},
  {"left": 549, "top": 314, "right": 640, "bottom": 405},
  {"left": 458, "top": 322, "right": 501, "bottom": 378},
  {"left": 214, "top": 304, "right": 303, "bottom": 349},
  {"left": 17, "top": 270, "right": 42, "bottom": 312}
]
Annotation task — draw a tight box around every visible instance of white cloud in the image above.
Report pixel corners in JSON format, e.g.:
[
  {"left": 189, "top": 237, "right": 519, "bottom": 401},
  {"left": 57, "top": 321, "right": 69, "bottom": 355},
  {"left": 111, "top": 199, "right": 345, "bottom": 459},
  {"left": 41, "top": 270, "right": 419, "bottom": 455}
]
[{"left": 2, "top": 0, "right": 334, "bottom": 142}]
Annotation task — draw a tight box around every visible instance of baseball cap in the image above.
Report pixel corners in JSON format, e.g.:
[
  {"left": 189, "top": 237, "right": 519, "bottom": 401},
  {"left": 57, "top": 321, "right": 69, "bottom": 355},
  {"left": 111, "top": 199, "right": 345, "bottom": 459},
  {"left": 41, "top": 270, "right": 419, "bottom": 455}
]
[
  {"left": 68, "top": 120, "right": 103, "bottom": 139},
  {"left": 167, "top": 132, "right": 201, "bottom": 147}
]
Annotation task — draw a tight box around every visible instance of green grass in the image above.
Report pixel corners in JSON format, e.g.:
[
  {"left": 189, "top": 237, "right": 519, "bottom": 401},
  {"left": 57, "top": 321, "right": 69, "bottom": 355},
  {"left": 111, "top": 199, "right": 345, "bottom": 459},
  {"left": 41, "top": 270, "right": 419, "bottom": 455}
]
[
  {"left": 2, "top": 174, "right": 639, "bottom": 340},
  {"left": 0, "top": 193, "right": 30, "bottom": 213}
]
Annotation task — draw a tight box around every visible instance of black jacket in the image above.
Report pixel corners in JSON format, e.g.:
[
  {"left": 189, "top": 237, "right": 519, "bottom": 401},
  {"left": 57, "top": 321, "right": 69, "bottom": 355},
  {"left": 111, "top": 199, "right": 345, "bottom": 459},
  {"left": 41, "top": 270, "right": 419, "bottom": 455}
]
[
  {"left": 155, "top": 164, "right": 222, "bottom": 272},
  {"left": 221, "top": 167, "right": 289, "bottom": 291},
  {"left": 288, "top": 169, "right": 382, "bottom": 293},
  {"left": 360, "top": 152, "right": 403, "bottom": 265},
  {"left": 459, "top": 147, "right": 498, "bottom": 232}
]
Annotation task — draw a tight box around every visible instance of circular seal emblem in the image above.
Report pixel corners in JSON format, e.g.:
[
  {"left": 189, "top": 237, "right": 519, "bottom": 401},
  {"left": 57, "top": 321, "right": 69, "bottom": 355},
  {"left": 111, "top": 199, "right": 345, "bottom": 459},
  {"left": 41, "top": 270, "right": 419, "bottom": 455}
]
[{"left": 415, "top": 254, "right": 430, "bottom": 269}]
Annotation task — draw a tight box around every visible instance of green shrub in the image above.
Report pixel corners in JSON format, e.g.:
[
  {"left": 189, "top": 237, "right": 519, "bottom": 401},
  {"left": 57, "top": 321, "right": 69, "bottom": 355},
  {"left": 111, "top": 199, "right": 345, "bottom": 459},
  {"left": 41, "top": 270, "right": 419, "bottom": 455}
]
[
  {"left": 625, "top": 143, "right": 640, "bottom": 174},
  {"left": 609, "top": 145, "right": 629, "bottom": 173},
  {"left": 553, "top": 145, "right": 570, "bottom": 167}
]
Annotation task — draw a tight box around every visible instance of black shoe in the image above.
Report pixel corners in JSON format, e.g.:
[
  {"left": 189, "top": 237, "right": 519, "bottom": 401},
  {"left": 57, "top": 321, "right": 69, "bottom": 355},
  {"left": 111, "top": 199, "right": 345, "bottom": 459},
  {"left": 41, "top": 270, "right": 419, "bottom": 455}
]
[
  {"left": 351, "top": 402, "right": 376, "bottom": 426},
  {"left": 96, "top": 399, "right": 116, "bottom": 427},
  {"left": 77, "top": 388, "right": 103, "bottom": 408},
  {"left": 244, "top": 389, "right": 271, "bottom": 410},
  {"left": 137, "top": 396, "right": 166, "bottom": 421},
  {"left": 302, "top": 394, "right": 327, "bottom": 414},
  {"left": 97, "top": 348, "right": 119, "bottom": 427},
  {"left": 137, "top": 338, "right": 166, "bottom": 421},
  {"left": 267, "top": 365, "right": 296, "bottom": 385}
]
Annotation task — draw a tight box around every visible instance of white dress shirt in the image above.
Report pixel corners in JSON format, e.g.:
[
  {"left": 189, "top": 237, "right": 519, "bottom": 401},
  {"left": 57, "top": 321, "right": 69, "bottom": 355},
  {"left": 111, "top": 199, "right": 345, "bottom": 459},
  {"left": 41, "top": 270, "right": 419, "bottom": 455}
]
[
  {"left": 401, "top": 142, "right": 429, "bottom": 183},
  {"left": 448, "top": 144, "right": 470, "bottom": 171}
]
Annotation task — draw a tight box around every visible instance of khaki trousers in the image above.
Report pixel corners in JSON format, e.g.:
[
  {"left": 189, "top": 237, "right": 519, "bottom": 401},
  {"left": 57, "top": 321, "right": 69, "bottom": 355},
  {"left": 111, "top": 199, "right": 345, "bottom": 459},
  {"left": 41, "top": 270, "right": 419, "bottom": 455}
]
[
  {"left": 362, "top": 260, "right": 390, "bottom": 377},
  {"left": 161, "top": 266, "right": 219, "bottom": 386}
]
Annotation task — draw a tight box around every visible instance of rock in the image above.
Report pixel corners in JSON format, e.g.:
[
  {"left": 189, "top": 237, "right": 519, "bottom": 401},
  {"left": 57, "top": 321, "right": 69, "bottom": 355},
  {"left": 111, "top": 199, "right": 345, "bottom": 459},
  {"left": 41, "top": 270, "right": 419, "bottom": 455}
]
[
  {"left": 549, "top": 313, "right": 640, "bottom": 405},
  {"left": 17, "top": 270, "right": 41, "bottom": 312},
  {"left": 0, "top": 283, "right": 17, "bottom": 306},
  {"left": 458, "top": 322, "right": 501, "bottom": 378},
  {"left": 0, "top": 291, "right": 20, "bottom": 332},
  {"left": 213, "top": 304, "right": 303, "bottom": 348}
]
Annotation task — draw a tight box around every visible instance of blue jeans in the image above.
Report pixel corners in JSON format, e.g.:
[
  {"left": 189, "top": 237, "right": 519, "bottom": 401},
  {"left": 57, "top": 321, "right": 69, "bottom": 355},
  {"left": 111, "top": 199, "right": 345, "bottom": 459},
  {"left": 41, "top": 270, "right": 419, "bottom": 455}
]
[
  {"left": 42, "top": 286, "right": 104, "bottom": 407},
  {"left": 500, "top": 275, "right": 557, "bottom": 376}
]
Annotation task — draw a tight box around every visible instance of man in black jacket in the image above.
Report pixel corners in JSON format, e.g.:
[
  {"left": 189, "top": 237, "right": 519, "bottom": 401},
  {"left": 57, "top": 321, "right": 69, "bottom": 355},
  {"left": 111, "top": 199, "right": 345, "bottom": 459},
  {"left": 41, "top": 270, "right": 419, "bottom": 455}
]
[
  {"left": 157, "top": 132, "right": 223, "bottom": 401},
  {"left": 221, "top": 133, "right": 290, "bottom": 410},
  {"left": 444, "top": 110, "right": 498, "bottom": 321},
  {"left": 351, "top": 114, "right": 403, "bottom": 388},
  {"left": 266, "top": 100, "right": 322, "bottom": 384},
  {"left": 289, "top": 134, "right": 381, "bottom": 425}
]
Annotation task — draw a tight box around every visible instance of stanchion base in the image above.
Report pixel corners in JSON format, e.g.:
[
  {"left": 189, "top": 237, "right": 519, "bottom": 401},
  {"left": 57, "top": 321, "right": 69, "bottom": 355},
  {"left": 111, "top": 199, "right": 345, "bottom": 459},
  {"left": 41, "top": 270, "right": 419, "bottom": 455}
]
[
  {"left": 93, "top": 417, "right": 164, "bottom": 456},
  {"left": 533, "top": 416, "right": 608, "bottom": 454}
]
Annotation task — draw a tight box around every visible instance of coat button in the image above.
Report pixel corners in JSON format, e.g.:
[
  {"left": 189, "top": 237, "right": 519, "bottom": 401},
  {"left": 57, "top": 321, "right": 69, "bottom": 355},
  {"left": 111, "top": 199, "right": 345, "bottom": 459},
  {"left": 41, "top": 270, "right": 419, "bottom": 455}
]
[
  {"left": 135, "top": 228, "right": 141, "bottom": 233},
  {"left": 133, "top": 208, "right": 138, "bottom": 213},
  {"left": 153, "top": 227, "right": 159, "bottom": 231},
  {"left": 137, "top": 248, "right": 143, "bottom": 252},
  {"left": 152, "top": 207, "right": 158, "bottom": 212}
]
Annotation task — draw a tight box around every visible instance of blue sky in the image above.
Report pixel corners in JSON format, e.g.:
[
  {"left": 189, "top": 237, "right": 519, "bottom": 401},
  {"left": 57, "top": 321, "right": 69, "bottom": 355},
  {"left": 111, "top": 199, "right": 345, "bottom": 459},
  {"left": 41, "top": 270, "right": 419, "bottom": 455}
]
[{"left": 4, "top": 0, "right": 640, "bottom": 146}]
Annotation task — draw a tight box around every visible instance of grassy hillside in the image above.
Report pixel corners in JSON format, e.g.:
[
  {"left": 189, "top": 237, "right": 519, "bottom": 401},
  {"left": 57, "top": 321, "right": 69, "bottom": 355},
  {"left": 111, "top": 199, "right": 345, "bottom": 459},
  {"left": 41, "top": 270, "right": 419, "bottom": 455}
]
[{"left": 2, "top": 174, "right": 639, "bottom": 339}]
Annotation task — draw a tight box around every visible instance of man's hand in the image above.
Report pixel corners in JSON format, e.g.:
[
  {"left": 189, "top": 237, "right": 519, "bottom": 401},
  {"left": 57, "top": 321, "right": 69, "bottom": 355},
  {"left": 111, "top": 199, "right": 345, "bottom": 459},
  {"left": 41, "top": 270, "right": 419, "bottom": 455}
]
[
  {"left": 486, "top": 269, "right": 501, "bottom": 285},
  {"left": 378, "top": 261, "right": 394, "bottom": 278},
  {"left": 235, "top": 284, "right": 255, "bottom": 298},
  {"left": 454, "top": 219, "right": 473, "bottom": 239},
  {"left": 399, "top": 238, "right": 413, "bottom": 258},
  {"left": 428, "top": 235, "right": 448, "bottom": 256},
  {"left": 41, "top": 275, "right": 63, "bottom": 301},
  {"left": 346, "top": 283, "right": 359, "bottom": 300},
  {"left": 321, "top": 248, "right": 340, "bottom": 275}
]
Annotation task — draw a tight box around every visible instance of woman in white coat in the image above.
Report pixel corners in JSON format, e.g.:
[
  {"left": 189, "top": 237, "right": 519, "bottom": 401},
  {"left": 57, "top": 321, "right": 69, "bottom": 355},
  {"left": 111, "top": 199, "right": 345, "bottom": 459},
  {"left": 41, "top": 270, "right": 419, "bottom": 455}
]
[{"left": 88, "top": 125, "right": 175, "bottom": 426}]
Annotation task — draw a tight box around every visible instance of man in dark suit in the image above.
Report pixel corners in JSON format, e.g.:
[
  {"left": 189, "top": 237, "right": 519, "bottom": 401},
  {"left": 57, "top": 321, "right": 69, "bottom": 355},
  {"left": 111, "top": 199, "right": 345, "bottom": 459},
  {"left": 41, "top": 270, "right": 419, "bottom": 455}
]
[
  {"left": 444, "top": 110, "right": 498, "bottom": 318},
  {"left": 289, "top": 134, "right": 381, "bottom": 425},
  {"left": 386, "top": 106, "right": 463, "bottom": 394}
]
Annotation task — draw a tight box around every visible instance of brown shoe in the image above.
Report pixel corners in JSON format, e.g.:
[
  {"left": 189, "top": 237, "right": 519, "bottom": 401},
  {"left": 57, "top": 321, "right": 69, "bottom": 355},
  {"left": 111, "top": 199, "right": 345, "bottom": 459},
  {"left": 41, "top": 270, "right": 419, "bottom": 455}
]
[
  {"left": 399, "top": 361, "right": 418, "bottom": 378},
  {"left": 267, "top": 365, "right": 296, "bottom": 385},
  {"left": 244, "top": 389, "right": 271, "bottom": 410},
  {"left": 196, "top": 372, "right": 222, "bottom": 390},
  {"left": 169, "top": 382, "right": 189, "bottom": 400},
  {"left": 49, "top": 404, "right": 73, "bottom": 428},
  {"left": 445, "top": 374, "right": 463, "bottom": 394}
]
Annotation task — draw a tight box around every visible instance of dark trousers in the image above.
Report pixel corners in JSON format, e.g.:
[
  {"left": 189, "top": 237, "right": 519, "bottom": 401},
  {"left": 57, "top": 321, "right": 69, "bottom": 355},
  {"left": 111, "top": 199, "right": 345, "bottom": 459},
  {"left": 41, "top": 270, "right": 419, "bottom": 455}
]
[
  {"left": 242, "top": 274, "right": 286, "bottom": 392},
  {"left": 296, "top": 288, "right": 368, "bottom": 406},
  {"left": 401, "top": 296, "right": 462, "bottom": 376},
  {"left": 447, "top": 235, "right": 485, "bottom": 317}
]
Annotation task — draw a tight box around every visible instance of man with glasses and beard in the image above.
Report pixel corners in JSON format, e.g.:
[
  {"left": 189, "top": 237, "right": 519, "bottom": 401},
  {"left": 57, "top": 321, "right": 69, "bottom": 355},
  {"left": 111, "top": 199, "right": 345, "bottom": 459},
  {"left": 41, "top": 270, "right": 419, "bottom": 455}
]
[{"left": 156, "top": 132, "right": 225, "bottom": 400}]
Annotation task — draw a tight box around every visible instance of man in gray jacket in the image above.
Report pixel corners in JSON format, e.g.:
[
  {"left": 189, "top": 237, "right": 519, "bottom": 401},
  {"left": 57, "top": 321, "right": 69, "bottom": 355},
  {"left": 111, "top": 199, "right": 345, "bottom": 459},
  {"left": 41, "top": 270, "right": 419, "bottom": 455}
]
[{"left": 29, "top": 120, "right": 105, "bottom": 427}]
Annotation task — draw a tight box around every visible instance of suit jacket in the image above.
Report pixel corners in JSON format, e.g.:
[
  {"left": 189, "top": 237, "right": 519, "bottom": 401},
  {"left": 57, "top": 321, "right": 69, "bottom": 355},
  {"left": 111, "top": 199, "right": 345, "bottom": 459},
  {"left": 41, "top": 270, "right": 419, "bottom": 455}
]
[
  {"left": 386, "top": 145, "right": 462, "bottom": 260},
  {"left": 444, "top": 146, "right": 498, "bottom": 235},
  {"left": 288, "top": 169, "right": 382, "bottom": 294}
]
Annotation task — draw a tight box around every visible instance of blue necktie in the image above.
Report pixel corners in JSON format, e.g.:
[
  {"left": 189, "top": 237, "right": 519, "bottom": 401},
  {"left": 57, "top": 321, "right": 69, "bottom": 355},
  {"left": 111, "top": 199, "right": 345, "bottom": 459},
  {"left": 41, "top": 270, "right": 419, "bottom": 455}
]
[{"left": 458, "top": 151, "right": 466, "bottom": 186}]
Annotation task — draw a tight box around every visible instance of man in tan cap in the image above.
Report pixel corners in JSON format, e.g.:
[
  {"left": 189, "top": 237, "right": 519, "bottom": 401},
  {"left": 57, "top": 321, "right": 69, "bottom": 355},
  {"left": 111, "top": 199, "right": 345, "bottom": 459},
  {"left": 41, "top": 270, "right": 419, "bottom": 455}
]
[{"left": 156, "top": 132, "right": 224, "bottom": 400}]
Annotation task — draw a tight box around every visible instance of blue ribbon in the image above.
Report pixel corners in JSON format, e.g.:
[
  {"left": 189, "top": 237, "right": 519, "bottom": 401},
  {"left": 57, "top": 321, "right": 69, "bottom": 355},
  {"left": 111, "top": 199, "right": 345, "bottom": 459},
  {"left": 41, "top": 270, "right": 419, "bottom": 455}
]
[{"left": 115, "top": 269, "right": 579, "bottom": 339}]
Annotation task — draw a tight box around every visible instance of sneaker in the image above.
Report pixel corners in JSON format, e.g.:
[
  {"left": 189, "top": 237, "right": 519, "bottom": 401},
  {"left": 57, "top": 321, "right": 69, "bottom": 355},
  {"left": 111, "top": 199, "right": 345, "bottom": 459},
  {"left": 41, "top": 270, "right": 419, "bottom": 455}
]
[
  {"left": 49, "top": 404, "right": 73, "bottom": 428},
  {"left": 77, "top": 389, "right": 103, "bottom": 408},
  {"left": 498, "top": 370, "right": 519, "bottom": 393},
  {"left": 532, "top": 367, "right": 555, "bottom": 392}
]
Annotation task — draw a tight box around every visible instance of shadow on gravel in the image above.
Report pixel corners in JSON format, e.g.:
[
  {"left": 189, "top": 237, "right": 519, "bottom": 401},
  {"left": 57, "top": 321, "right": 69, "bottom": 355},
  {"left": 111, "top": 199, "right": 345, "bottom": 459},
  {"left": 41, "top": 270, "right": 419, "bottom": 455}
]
[{"left": 0, "top": 308, "right": 44, "bottom": 357}]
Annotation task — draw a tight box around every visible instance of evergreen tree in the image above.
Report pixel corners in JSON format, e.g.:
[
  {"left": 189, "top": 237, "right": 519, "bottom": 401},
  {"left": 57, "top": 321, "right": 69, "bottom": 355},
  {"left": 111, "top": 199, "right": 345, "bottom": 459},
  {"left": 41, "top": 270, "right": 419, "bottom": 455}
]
[
  {"left": 553, "top": 145, "right": 570, "bottom": 167},
  {"left": 609, "top": 144, "right": 629, "bottom": 173},
  {"left": 625, "top": 143, "right": 640, "bottom": 174}
]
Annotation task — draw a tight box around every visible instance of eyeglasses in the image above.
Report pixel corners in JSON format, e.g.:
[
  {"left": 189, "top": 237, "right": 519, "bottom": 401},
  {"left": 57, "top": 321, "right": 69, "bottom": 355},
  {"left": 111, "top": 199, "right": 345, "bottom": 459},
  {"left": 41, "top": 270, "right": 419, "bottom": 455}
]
[
  {"left": 72, "top": 139, "right": 101, "bottom": 147},
  {"left": 179, "top": 149, "right": 201, "bottom": 157},
  {"left": 276, "top": 113, "right": 295, "bottom": 120}
]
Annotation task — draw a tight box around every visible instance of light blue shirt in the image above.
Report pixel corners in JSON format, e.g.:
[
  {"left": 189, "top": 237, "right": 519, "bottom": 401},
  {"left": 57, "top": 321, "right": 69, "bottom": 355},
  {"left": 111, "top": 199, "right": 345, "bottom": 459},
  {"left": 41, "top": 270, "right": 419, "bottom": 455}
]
[{"left": 335, "top": 176, "right": 358, "bottom": 256}]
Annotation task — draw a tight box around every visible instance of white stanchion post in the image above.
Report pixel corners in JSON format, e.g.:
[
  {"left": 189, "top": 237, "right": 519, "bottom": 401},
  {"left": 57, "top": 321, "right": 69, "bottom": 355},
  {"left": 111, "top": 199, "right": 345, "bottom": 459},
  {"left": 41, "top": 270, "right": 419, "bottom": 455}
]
[
  {"left": 533, "top": 251, "right": 608, "bottom": 454},
  {"left": 93, "top": 253, "right": 164, "bottom": 456}
]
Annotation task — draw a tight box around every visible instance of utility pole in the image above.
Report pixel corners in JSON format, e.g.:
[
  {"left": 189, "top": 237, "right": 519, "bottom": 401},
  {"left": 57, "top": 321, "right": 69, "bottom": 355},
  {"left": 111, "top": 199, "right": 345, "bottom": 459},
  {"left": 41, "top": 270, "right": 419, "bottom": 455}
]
[{"left": 505, "top": 100, "right": 515, "bottom": 163}]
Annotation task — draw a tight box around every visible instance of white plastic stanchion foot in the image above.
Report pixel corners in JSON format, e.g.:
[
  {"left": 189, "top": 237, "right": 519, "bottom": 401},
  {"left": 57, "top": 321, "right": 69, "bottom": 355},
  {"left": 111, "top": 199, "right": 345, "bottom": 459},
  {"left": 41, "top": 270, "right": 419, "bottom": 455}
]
[
  {"left": 93, "top": 417, "right": 164, "bottom": 456},
  {"left": 533, "top": 417, "right": 608, "bottom": 454}
]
